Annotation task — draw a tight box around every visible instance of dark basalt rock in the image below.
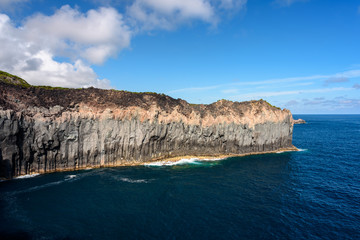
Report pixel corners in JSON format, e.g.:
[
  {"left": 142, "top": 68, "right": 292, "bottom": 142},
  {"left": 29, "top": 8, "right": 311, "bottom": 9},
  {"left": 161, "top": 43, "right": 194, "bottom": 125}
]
[{"left": 0, "top": 71, "right": 296, "bottom": 179}]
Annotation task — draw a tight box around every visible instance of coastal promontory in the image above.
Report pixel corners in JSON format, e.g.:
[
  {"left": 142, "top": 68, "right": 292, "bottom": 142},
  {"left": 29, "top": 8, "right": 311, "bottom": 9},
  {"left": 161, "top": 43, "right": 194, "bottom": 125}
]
[{"left": 0, "top": 71, "right": 296, "bottom": 179}]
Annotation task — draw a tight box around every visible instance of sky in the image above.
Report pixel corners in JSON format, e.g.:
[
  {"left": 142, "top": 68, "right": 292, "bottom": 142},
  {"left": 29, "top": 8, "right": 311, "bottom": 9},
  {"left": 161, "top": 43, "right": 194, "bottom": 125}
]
[{"left": 0, "top": 0, "right": 359, "bottom": 114}]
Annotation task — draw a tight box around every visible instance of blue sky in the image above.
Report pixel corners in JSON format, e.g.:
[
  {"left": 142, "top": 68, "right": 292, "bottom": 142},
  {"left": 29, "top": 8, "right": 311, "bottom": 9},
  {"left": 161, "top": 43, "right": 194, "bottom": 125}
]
[{"left": 0, "top": 0, "right": 360, "bottom": 113}]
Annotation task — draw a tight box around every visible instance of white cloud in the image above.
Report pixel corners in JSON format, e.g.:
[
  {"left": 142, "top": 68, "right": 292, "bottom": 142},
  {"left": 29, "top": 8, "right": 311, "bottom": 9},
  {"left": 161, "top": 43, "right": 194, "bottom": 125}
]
[
  {"left": 169, "top": 84, "right": 221, "bottom": 93},
  {"left": 0, "top": 0, "right": 27, "bottom": 8},
  {"left": 0, "top": 5, "right": 130, "bottom": 87},
  {"left": 273, "top": 0, "right": 307, "bottom": 7},
  {"left": 0, "top": 2, "right": 248, "bottom": 88},
  {"left": 127, "top": 0, "right": 216, "bottom": 31},
  {"left": 23, "top": 5, "right": 131, "bottom": 64},
  {"left": 229, "top": 87, "right": 352, "bottom": 101},
  {"left": 18, "top": 50, "right": 110, "bottom": 88},
  {"left": 285, "top": 82, "right": 314, "bottom": 87},
  {"left": 142, "top": 0, "right": 213, "bottom": 19},
  {"left": 218, "top": 0, "right": 247, "bottom": 10},
  {"left": 284, "top": 96, "right": 360, "bottom": 113},
  {"left": 168, "top": 75, "right": 326, "bottom": 93},
  {"left": 126, "top": 0, "right": 247, "bottom": 31},
  {"left": 168, "top": 69, "right": 360, "bottom": 93},
  {"left": 332, "top": 69, "right": 360, "bottom": 78},
  {"left": 303, "top": 97, "right": 360, "bottom": 109}
]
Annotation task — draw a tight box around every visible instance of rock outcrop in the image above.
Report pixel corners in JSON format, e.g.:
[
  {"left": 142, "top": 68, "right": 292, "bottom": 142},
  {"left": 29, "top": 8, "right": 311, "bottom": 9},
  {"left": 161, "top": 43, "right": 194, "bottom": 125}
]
[
  {"left": 0, "top": 72, "right": 296, "bottom": 179},
  {"left": 293, "top": 118, "right": 306, "bottom": 124}
]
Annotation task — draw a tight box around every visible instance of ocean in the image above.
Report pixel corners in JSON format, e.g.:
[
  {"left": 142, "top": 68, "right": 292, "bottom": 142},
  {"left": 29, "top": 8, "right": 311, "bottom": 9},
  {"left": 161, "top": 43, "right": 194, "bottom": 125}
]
[{"left": 0, "top": 115, "right": 359, "bottom": 239}]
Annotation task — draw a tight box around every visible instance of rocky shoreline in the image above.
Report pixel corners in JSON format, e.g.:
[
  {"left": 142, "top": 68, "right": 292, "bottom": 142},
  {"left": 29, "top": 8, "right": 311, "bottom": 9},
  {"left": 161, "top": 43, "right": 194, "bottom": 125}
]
[
  {"left": 7, "top": 146, "right": 298, "bottom": 180},
  {"left": 0, "top": 71, "right": 296, "bottom": 179}
]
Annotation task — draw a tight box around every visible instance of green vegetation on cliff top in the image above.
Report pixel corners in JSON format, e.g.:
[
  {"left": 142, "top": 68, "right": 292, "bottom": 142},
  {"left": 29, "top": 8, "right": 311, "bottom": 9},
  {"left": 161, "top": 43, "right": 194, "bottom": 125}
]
[
  {"left": 260, "top": 98, "right": 281, "bottom": 110},
  {"left": 0, "top": 70, "right": 282, "bottom": 109},
  {"left": 0, "top": 70, "right": 31, "bottom": 87},
  {"left": 0, "top": 70, "right": 75, "bottom": 90}
]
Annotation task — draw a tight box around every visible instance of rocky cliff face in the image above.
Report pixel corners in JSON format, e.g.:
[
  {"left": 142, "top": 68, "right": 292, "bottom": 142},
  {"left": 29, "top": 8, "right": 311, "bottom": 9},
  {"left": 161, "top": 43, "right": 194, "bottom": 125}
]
[{"left": 0, "top": 75, "right": 295, "bottom": 179}]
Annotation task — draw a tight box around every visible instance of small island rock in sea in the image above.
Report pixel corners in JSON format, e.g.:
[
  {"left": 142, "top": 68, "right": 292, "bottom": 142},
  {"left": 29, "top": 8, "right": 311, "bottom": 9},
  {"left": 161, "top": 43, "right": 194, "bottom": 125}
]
[{"left": 293, "top": 118, "right": 306, "bottom": 124}]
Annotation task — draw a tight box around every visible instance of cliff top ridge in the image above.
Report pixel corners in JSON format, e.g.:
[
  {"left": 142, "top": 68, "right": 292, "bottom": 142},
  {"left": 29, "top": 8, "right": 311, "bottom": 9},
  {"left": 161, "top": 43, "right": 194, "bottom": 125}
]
[{"left": 0, "top": 70, "right": 286, "bottom": 119}]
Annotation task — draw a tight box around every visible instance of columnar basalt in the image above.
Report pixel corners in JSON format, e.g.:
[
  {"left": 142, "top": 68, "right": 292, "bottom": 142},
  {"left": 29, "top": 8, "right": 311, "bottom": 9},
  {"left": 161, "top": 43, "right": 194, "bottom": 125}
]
[{"left": 0, "top": 75, "right": 296, "bottom": 179}]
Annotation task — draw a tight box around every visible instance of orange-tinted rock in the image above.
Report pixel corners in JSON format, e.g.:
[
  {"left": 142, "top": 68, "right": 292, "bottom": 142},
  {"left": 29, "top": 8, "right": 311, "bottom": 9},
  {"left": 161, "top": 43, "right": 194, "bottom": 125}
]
[{"left": 0, "top": 80, "right": 295, "bottom": 179}]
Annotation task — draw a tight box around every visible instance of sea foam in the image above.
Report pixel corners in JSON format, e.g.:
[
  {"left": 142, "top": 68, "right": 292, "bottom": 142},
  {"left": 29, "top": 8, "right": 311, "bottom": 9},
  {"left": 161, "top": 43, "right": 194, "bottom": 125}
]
[
  {"left": 66, "top": 175, "right": 77, "bottom": 179},
  {"left": 298, "top": 148, "right": 308, "bottom": 152},
  {"left": 15, "top": 174, "right": 40, "bottom": 179},
  {"left": 120, "top": 177, "right": 149, "bottom": 183},
  {"left": 145, "top": 157, "right": 225, "bottom": 166}
]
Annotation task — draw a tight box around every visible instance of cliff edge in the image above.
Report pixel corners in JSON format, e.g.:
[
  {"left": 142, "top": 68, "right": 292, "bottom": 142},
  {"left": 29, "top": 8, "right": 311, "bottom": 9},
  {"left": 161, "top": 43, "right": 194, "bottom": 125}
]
[{"left": 0, "top": 71, "right": 296, "bottom": 179}]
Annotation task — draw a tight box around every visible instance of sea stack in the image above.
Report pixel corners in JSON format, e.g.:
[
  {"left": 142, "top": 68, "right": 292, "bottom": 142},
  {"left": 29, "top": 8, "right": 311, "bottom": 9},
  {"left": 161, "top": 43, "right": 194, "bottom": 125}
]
[
  {"left": 293, "top": 118, "right": 306, "bottom": 124},
  {"left": 0, "top": 71, "right": 296, "bottom": 179}
]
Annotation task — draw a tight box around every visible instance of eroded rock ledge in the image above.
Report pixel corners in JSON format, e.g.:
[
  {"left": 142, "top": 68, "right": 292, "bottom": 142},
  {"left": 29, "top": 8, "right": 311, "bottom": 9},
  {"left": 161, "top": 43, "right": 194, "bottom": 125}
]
[
  {"left": 0, "top": 74, "right": 296, "bottom": 179},
  {"left": 293, "top": 118, "right": 306, "bottom": 124}
]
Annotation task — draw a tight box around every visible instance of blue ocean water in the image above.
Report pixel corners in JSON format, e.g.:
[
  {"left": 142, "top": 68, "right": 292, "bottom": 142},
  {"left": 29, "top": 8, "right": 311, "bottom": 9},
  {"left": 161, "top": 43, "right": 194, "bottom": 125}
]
[{"left": 0, "top": 115, "right": 359, "bottom": 239}]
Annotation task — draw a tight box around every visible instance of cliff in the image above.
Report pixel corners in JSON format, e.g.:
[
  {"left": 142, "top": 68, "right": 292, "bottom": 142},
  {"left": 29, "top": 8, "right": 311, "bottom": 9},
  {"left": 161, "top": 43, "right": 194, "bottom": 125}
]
[{"left": 0, "top": 71, "right": 296, "bottom": 179}]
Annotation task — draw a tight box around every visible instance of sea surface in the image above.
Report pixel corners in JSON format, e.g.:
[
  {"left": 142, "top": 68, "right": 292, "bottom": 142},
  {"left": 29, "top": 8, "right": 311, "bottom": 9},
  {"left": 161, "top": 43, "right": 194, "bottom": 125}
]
[{"left": 1, "top": 115, "right": 359, "bottom": 239}]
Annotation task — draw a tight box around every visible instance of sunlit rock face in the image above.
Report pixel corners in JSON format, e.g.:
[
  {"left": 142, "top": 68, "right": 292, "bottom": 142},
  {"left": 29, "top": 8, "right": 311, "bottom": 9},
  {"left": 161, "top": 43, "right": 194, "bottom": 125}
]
[{"left": 0, "top": 79, "right": 295, "bottom": 179}]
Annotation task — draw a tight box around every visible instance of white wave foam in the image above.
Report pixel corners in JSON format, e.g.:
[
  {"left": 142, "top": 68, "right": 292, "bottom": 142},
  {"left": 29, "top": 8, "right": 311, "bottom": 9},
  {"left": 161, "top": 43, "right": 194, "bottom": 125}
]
[
  {"left": 145, "top": 158, "right": 200, "bottom": 166},
  {"left": 145, "top": 157, "right": 226, "bottom": 166},
  {"left": 201, "top": 158, "right": 224, "bottom": 162},
  {"left": 15, "top": 174, "right": 40, "bottom": 179},
  {"left": 119, "top": 177, "right": 148, "bottom": 183},
  {"left": 66, "top": 175, "right": 77, "bottom": 179},
  {"left": 298, "top": 148, "right": 308, "bottom": 152},
  {"left": 9, "top": 171, "right": 100, "bottom": 196},
  {"left": 13, "top": 174, "right": 81, "bottom": 195},
  {"left": 276, "top": 151, "right": 284, "bottom": 154}
]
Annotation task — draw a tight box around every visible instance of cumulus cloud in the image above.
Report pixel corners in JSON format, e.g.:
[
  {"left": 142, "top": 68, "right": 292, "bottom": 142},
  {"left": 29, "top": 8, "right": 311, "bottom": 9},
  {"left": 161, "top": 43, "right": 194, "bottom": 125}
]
[
  {"left": 0, "top": 6, "right": 131, "bottom": 87},
  {"left": 0, "top": 1, "right": 247, "bottom": 88},
  {"left": 18, "top": 50, "right": 111, "bottom": 88},
  {"left": 22, "top": 5, "right": 131, "bottom": 64},
  {"left": 126, "top": 0, "right": 247, "bottom": 31},
  {"left": 127, "top": 0, "right": 216, "bottom": 31}
]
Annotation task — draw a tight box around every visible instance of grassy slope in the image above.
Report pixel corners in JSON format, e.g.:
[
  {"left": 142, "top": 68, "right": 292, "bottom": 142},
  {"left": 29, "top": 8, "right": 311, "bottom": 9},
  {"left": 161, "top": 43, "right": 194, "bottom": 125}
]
[{"left": 0, "top": 70, "right": 281, "bottom": 110}]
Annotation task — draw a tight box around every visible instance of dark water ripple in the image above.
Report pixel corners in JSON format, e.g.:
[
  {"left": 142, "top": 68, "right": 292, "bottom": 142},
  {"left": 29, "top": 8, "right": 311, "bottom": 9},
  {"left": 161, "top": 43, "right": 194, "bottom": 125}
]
[{"left": 0, "top": 115, "right": 360, "bottom": 239}]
